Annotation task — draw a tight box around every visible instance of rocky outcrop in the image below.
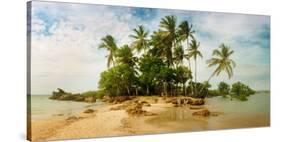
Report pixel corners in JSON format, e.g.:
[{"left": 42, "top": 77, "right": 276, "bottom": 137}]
[
  {"left": 49, "top": 88, "right": 97, "bottom": 103},
  {"left": 192, "top": 109, "right": 210, "bottom": 117},
  {"left": 190, "top": 99, "right": 205, "bottom": 105},
  {"left": 166, "top": 97, "right": 205, "bottom": 107},
  {"left": 125, "top": 102, "right": 157, "bottom": 116}
]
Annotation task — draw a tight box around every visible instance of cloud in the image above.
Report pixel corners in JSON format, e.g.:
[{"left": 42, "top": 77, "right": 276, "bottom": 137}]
[{"left": 30, "top": 1, "right": 270, "bottom": 94}]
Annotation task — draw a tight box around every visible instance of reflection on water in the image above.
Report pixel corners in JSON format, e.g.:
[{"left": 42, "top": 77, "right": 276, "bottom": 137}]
[{"left": 148, "top": 92, "right": 270, "bottom": 130}]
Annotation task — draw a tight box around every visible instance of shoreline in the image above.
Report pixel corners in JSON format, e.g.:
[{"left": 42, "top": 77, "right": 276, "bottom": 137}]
[{"left": 30, "top": 96, "right": 270, "bottom": 142}]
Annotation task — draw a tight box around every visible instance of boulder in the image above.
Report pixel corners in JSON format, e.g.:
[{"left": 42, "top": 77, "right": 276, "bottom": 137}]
[
  {"left": 83, "top": 109, "right": 95, "bottom": 113},
  {"left": 192, "top": 109, "right": 210, "bottom": 117}
]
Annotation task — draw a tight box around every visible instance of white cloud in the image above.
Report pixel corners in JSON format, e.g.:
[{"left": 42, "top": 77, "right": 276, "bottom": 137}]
[
  {"left": 30, "top": 1, "right": 270, "bottom": 94},
  {"left": 31, "top": 2, "right": 135, "bottom": 94}
]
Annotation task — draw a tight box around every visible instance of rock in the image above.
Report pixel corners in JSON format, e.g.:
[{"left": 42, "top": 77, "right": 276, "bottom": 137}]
[
  {"left": 141, "top": 101, "right": 151, "bottom": 107},
  {"left": 154, "top": 98, "right": 158, "bottom": 103},
  {"left": 192, "top": 109, "right": 210, "bottom": 117},
  {"left": 83, "top": 109, "right": 95, "bottom": 113},
  {"left": 191, "top": 99, "right": 205, "bottom": 105},
  {"left": 65, "top": 116, "right": 84, "bottom": 122},
  {"left": 84, "top": 96, "right": 96, "bottom": 103}
]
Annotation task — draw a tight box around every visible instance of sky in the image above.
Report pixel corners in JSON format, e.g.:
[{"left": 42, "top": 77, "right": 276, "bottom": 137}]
[{"left": 30, "top": 1, "right": 270, "bottom": 94}]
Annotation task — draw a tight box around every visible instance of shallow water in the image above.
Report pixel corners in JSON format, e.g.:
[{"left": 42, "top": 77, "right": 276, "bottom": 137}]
[
  {"left": 29, "top": 95, "right": 103, "bottom": 120},
  {"left": 148, "top": 92, "right": 270, "bottom": 131}
]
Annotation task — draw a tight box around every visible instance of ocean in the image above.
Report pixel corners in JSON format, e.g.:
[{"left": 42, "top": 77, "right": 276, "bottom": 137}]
[{"left": 29, "top": 95, "right": 103, "bottom": 120}]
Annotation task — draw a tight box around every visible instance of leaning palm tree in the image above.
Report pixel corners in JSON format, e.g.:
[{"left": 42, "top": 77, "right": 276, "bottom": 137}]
[
  {"left": 159, "top": 15, "right": 178, "bottom": 67},
  {"left": 129, "top": 25, "right": 149, "bottom": 54},
  {"left": 207, "top": 43, "right": 236, "bottom": 81},
  {"left": 98, "top": 35, "right": 118, "bottom": 68}
]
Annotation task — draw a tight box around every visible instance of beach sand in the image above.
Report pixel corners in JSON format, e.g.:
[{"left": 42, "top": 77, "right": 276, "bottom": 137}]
[
  {"left": 30, "top": 96, "right": 269, "bottom": 142},
  {"left": 30, "top": 97, "right": 169, "bottom": 141}
]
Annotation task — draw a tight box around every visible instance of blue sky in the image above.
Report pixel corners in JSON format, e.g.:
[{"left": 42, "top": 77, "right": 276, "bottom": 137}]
[{"left": 30, "top": 1, "right": 270, "bottom": 94}]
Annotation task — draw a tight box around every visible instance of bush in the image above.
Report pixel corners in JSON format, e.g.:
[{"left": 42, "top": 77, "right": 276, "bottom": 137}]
[
  {"left": 231, "top": 82, "right": 255, "bottom": 101},
  {"left": 218, "top": 82, "right": 230, "bottom": 97}
]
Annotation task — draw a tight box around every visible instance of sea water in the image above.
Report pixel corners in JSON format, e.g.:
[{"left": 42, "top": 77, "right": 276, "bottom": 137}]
[
  {"left": 29, "top": 95, "right": 103, "bottom": 120},
  {"left": 148, "top": 92, "right": 270, "bottom": 130}
]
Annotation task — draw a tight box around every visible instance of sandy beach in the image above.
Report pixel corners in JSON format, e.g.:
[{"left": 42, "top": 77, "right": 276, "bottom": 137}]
[{"left": 30, "top": 95, "right": 269, "bottom": 142}]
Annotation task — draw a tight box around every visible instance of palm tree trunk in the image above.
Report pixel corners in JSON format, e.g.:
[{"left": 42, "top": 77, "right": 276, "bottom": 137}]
[
  {"left": 135, "top": 88, "right": 138, "bottom": 96},
  {"left": 126, "top": 86, "right": 130, "bottom": 96},
  {"left": 146, "top": 85, "right": 149, "bottom": 95},
  {"left": 187, "top": 59, "right": 194, "bottom": 96},
  {"left": 198, "top": 71, "right": 216, "bottom": 95},
  {"left": 183, "top": 83, "right": 185, "bottom": 96},
  {"left": 194, "top": 59, "right": 197, "bottom": 96}
]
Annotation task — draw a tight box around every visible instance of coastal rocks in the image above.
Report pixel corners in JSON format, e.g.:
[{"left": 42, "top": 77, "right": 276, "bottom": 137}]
[
  {"left": 190, "top": 99, "right": 205, "bottom": 105},
  {"left": 192, "top": 109, "right": 210, "bottom": 117},
  {"left": 49, "top": 88, "right": 97, "bottom": 103},
  {"left": 83, "top": 109, "right": 95, "bottom": 114},
  {"left": 126, "top": 102, "right": 157, "bottom": 116},
  {"left": 84, "top": 97, "right": 96, "bottom": 103},
  {"left": 166, "top": 97, "right": 205, "bottom": 107}
]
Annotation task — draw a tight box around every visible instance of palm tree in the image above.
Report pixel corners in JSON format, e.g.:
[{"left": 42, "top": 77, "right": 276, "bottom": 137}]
[
  {"left": 173, "top": 45, "right": 184, "bottom": 67},
  {"left": 207, "top": 43, "right": 236, "bottom": 81},
  {"left": 178, "top": 20, "right": 195, "bottom": 50},
  {"left": 188, "top": 37, "right": 202, "bottom": 83},
  {"left": 129, "top": 25, "right": 149, "bottom": 54},
  {"left": 188, "top": 37, "right": 202, "bottom": 95},
  {"left": 115, "top": 44, "right": 137, "bottom": 67},
  {"left": 98, "top": 35, "right": 118, "bottom": 68},
  {"left": 178, "top": 20, "right": 195, "bottom": 71},
  {"left": 159, "top": 15, "right": 178, "bottom": 67}
]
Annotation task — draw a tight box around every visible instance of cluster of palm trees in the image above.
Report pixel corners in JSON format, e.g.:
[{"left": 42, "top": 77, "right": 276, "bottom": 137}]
[{"left": 98, "top": 15, "right": 236, "bottom": 97}]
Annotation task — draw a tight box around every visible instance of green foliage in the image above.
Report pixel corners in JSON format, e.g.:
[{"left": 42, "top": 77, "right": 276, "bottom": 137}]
[
  {"left": 99, "top": 35, "right": 118, "bottom": 68},
  {"left": 129, "top": 25, "right": 149, "bottom": 53},
  {"left": 207, "top": 43, "right": 236, "bottom": 81},
  {"left": 81, "top": 90, "right": 105, "bottom": 99},
  {"left": 187, "top": 82, "right": 209, "bottom": 98},
  {"left": 138, "top": 56, "right": 165, "bottom": 95},
  {"left": 231, "top": 82, "right": 255, "bottom": 101},
  {"left": 115, "top": 44, "right": 136, "bottom": 66},
  {"left": 218, "top": 82, "right": 230, "bottom": 97},
  {"left": 99, "top": 64, "right": 137, "bottom": 96},
  {"left": 95, "top": 14, "right": 244, "bottom": 101}
]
